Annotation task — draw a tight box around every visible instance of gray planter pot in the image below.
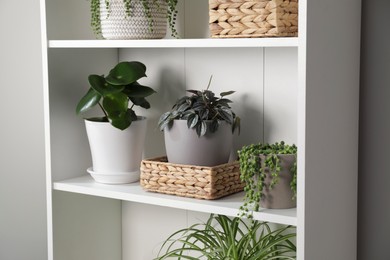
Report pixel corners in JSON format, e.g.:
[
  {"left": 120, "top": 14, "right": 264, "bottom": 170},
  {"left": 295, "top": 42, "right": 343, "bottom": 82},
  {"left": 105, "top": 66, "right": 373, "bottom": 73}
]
[
  {"left": 164, "top": 120, "right": 233, "bottom": 166},
  {"left": 260, "top": 154, "right": 297, "bottom": 209}
]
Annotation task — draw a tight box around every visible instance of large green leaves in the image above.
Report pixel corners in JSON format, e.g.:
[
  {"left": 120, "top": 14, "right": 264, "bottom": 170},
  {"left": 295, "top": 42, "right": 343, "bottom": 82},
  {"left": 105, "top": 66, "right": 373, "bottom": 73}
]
[
  {"left": 102, "top": 92, "right": 129, "bottom": 117},
  {"left": 89, "top": 74, "right": 124, "bottom": 96},
  {"left": 123, "top": 82, "right": 156, "bottom": 98},
  {"left": 76, "top": 87, "right": 101, "bottom": 114},
  {"left": 76, "top": 60, "right": 156, "bottom": 130},
  {"left": 105, "top": 61, "right": 147, "bottom": 85}
]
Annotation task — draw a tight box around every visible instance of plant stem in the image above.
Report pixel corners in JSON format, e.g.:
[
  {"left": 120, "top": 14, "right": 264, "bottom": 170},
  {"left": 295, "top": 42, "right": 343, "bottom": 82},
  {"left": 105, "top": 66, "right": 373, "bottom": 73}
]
[
  {"left": 98, "top": 102, "right": 109, "bottom": 119},
  {"left": 206, "top": 75, "right": 213, "bottom": 90}
]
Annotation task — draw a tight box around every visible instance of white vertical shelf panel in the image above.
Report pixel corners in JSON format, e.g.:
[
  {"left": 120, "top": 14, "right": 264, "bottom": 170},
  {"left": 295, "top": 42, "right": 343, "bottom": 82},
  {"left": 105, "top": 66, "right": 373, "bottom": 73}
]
[
  {"left": 46, "top": 0, "right": 93, "bottom": 40},
  {"left": 118, "top": 48, "right": 186, "bottom": 260},
  {"left": 184, "top": 48, "right": 264, "bottom": 152},
  {"left": 264, "top": 48, "right": 298, "bottom": 144},
  {"left": 118, "top": 48, "right": 186, "bottom": 158},
  {"left": 302, "top": 0, "right": 360, "bottom": 259},
  {"left": 49, "top": 49, "right": 118, "bottom": 182},
  {"left": 184, "top": 0, "right": 210, "bottom": 38},
  {"left": 53, "top": 191, "right": 121, "bottom": 260},
  {"left": 122, "top": 203, "right": 187, "bottom": 260},
  {"left": 47, "top": 49, "right": 122, "bottom": 260}
]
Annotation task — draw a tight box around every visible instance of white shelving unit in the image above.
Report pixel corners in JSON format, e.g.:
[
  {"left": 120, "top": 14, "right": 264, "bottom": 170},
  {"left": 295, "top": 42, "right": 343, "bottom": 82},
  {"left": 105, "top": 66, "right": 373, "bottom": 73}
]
[
  {"left": 54, "top": 175, "right": 297, "bottom": 226},
  {"left": 48, "top": 38, "right": 299, "bottom": 48},
  {"left": 40, "top": 0, "right": 361, "bottom": 259}
]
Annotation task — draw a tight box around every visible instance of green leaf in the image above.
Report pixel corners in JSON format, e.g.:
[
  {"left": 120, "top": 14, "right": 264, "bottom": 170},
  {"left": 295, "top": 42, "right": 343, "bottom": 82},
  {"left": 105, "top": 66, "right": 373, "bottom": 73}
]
[
  {"left": 158, "top": 112, "right": 175, "bottom": 131},
  {"left": 76, "top": 87, "right": 102, "bottom": 115},
  {"left": 218, "top": 107, "right": 234, "bottom": 124},
  {"left": 196, "top": 120, "right": 207, "bottom": 137},
  {"left": 123, "top": 83, "right": 156, "bottom": 98},
  {"left": 110, "top": 109, "right": 133, "bottom": 130},
  {"left": 187, "top": 114, "right": 199, "bottom": 129},
  {"left": 209, "top": 120, "right": 219, "bottom": 133},
  {"left": 130, "top": 97, "right": 151, "bottom": 109},
  {"left": 220, "top": 90, "right": 235, "bottom": 97},
  {"left": 102, "top": 92, "right": 128, "bottom": 117},
  {"left": 105, "top": 61, "right": 147, "bottom": 85},
  {"left": 88, "top": 74, "right": 124, "bottom": 96},
  {"left": 186, "top": 89, "right": 202, "bottom": 95}
]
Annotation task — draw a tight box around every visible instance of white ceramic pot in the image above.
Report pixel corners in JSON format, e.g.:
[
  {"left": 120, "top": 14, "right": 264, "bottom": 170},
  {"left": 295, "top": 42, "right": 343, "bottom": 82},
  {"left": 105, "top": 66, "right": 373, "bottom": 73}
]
[
  {"left": 164, "top": 120, "right": 233, "bottom": 166},
  {"left": 85, "top": 118, "right": 147, "bottom": 184}
]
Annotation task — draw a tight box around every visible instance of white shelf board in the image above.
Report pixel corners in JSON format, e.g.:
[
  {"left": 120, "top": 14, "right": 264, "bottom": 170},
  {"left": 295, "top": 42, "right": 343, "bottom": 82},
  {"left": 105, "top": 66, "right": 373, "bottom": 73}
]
[
  {"left": 53, "top": 175, "right": 297, "bottom": 226},
  {"left": 48, "top": 38, "right": 299, "bottom": 49}
]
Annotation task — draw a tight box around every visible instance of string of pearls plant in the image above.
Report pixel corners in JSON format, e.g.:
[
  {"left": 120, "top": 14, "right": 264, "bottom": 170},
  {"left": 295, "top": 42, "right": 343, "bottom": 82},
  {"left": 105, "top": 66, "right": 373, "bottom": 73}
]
[{"left": 238, "top": 141, "right": 298, "bottom": 221}]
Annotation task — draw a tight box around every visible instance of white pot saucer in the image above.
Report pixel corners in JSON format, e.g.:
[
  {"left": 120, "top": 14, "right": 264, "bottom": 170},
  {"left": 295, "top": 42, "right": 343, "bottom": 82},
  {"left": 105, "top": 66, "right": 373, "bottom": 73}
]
[{"left": 87, "top": 167, "right": 140, "bottom": 184}]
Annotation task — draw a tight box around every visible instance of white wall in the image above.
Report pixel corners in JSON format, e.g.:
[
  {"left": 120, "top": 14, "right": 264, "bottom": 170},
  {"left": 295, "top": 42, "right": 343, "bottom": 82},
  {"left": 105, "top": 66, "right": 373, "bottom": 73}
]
[
  {"left": 358, "top": 0, "right": 390, "bottom": 259},
  {"left": 0, "top": 0, "right": 47, "bottom": 259}
]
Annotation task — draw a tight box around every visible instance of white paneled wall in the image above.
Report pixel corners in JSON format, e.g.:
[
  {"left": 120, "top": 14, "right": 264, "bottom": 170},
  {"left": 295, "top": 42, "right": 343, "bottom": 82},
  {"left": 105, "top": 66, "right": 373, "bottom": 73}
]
[{"left": 119, "top": 47, "right": 297, "bottom": 259}]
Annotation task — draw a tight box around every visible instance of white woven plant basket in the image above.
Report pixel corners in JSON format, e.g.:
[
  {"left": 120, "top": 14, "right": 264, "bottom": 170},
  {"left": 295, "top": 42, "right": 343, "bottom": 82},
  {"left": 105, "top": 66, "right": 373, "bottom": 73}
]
[{"left": 100, "top": 0, "right": 168, "bottom": 39}]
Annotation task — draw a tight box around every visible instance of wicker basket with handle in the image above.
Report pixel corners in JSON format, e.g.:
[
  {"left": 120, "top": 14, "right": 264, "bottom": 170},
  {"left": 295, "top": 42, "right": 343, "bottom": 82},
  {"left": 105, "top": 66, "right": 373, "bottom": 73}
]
[
  {"left": 140, "top": 157, "right": 244, "bottom": 200},
  {"left": 209, "top": 0, "right": 298, "bottom": 38}
]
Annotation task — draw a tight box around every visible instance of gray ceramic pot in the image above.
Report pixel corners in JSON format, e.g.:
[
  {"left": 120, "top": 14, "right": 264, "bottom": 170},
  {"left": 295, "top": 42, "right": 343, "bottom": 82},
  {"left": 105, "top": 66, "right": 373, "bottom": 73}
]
[
  {"left": 164, "top": 120, "right": 233, "bottom": 166},
  {"left": 260, "top": 154, "right": 297, "bottom": 209}
]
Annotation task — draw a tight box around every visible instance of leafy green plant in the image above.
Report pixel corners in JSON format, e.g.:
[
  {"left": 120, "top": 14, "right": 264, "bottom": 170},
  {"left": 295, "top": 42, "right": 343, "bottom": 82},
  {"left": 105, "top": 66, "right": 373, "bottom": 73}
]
[
  {"left": 238, "top": 141, "right": 297, "bottom": 220},
  {"left": 158, "top": 77, "right": 240, "bottom": 137},
  {"left": 155, "top": 214, "right": 296, "bottom": 260},
  {"left": 90, "top": 0, "right": 178, "bottom": 38},
  {"left": 76, "top": 61, "right": 155, "bottom": 130}
]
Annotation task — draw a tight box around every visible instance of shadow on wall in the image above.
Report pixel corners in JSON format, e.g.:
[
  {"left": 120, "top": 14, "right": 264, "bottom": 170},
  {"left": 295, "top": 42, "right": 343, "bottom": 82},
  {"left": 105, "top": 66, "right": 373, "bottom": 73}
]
[{"left": 358, "top": 0, "right": 390, "bottom": 259}]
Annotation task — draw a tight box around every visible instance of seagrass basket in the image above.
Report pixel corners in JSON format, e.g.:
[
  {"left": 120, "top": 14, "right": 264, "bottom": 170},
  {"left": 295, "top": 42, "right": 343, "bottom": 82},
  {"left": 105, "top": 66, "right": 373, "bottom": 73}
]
[
  {"left": 209, "top": 0, "right": 298, "bottom": 38},
  {"left": 140, "top": 157, "right": 244, "bottom": 200}
]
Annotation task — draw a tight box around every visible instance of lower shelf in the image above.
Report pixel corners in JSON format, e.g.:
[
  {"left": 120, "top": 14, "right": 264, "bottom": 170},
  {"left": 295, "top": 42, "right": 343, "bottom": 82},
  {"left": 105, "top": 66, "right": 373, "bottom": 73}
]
[{"left": 53, "top": 175, "right": 297, "bottom": 226}]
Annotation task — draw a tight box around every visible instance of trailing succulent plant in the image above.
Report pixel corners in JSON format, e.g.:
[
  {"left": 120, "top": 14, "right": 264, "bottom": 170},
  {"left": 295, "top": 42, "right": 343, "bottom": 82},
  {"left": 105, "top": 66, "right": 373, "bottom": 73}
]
[
  {"left": 158, "top": 77, "right": 240, "bottom": 137},
  {"left": 238, "top": 141, "right": 297, "bottom": 220},
  {"left": 90, "top": 0, "right": 179, "bottom": 38},
  {"left": 156, "top": 214, "right": 296, "bottom": 260},
  {"left": 76, "top": 61, "right": 155, "bottom": 130}
]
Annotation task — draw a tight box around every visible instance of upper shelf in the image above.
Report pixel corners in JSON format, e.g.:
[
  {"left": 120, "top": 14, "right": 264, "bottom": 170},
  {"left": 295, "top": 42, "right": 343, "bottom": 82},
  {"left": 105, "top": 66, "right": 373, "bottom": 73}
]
[
  {"left": 53, "top": 175, "right": 297, "bottom": 226},
  {"left": 48, "top": 38, "right": 299, "bottom": 49}
]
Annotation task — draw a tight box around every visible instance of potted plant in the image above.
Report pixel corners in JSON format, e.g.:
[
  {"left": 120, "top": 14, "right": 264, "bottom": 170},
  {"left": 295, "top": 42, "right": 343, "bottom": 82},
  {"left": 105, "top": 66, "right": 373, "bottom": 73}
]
[
  {"left": 158, "top": 77, "right": 240, "bottom": 166},
  {"left": 156, "top": 214, "right": 296, "bottom": 259},
  {"left": 76, "top": 61, "right": 156, "bottom": 184},
  {"left": 238, "top": 141, "right": 297, "bottom": 216},
  {"left": 91, "top": 0, "right": 179, "bottom": 39}
]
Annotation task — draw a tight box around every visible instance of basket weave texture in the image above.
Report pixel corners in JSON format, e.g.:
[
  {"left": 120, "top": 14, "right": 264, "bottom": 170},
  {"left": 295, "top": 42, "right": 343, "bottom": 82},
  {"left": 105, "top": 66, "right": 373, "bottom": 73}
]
[
  {"left": 209, "top": 0, "right": 298, "bottom": 38},
  {"left": 140, "top": 157, "right": 244, "bottom": 200},
  {"left": 100, "top": 0, "right": 167, "bottom": 40}
]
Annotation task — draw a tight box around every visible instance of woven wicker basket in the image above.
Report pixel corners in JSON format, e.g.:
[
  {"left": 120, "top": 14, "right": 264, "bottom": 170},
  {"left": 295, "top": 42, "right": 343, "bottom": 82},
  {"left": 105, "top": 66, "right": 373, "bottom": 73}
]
[
  {"left": 100, "top": 0, "right": 168, "bottom": 40},
  {"left": 140, "top": 157, "right": 244, "bottom": 200},
  {"left": 209, "top": 0, "right": 298, "bottom": 38}
]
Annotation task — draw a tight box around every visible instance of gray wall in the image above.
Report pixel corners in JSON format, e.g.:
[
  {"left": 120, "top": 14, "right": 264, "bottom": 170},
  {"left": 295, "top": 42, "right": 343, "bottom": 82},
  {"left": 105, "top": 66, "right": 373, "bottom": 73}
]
[
  {"left": 0, "top": 0, "right": 47, "bottom": 260},
  {"left": 358, "top": 0, "right": 390, "bottom": 259},
  {"left": 0, "top": 0, "right": 388, "bottom": 259}
]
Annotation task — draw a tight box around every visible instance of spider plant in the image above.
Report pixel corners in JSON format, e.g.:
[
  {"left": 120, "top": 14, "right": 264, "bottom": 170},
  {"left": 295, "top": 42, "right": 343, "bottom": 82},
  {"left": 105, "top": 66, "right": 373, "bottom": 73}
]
[{"left": 155, "top": 214, "right": 296, "bottom": 260}]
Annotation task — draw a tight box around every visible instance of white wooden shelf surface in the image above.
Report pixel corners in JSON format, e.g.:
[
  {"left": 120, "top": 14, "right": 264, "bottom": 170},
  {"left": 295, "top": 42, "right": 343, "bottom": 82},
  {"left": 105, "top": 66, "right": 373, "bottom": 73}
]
[
  {"left": 53, "top": 175, "right": 297, "bottom": 226},
  {"left": 48, "top": 38, "right": 299, "bottom": 49}
]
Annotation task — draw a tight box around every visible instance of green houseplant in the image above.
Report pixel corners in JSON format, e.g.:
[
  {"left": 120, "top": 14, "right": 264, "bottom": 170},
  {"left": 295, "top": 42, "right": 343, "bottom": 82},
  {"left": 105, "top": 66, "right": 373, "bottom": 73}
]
[
  {"left": 90, "top": 0, "right": 178, "bottom": 39},
  {"left": 238, "top": 141, "right": 297, "bottom": 218},
  {"left": 155, "top": 214, "right": 296, "bottom": 260},
  {"left": 76, "top": 61, "right": 156, "bottom": 184},
  {"left": 158, "top": 77, "right": 240, "bottom": 166},
  {"left": 76, "top": 61, "right": 155, "bottom": 130}
]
